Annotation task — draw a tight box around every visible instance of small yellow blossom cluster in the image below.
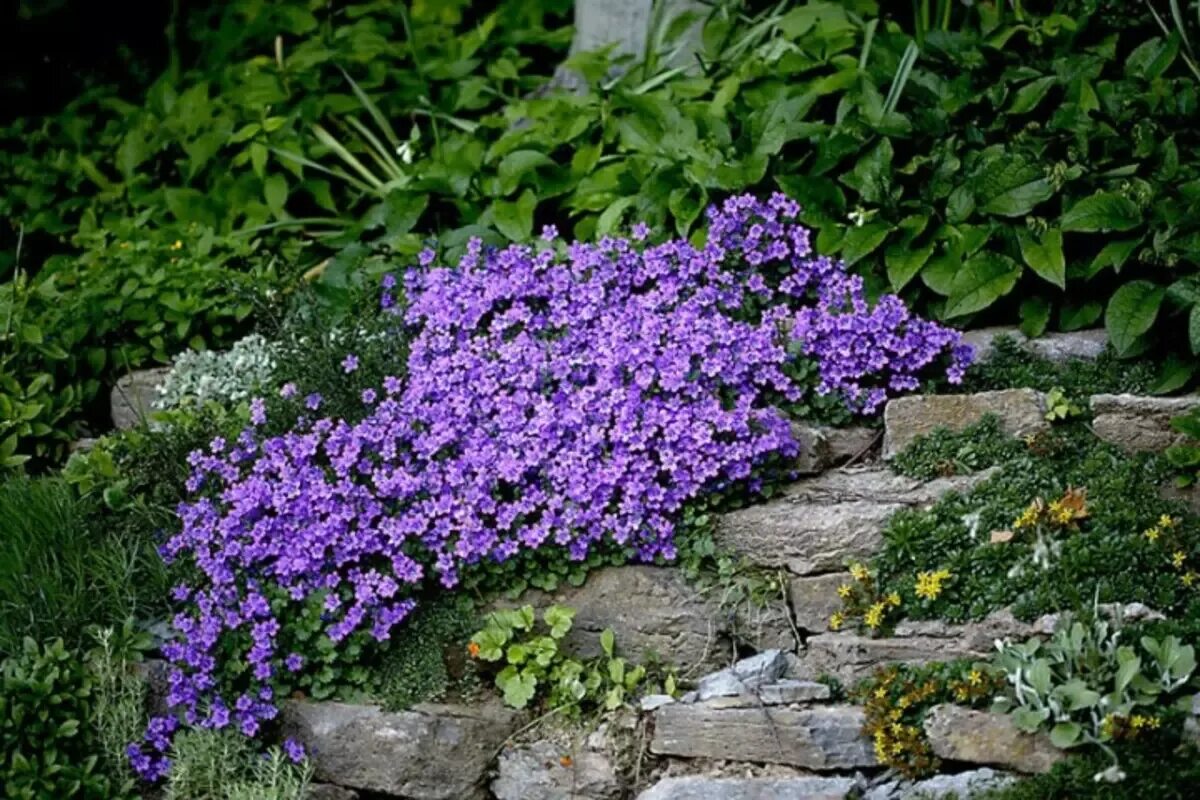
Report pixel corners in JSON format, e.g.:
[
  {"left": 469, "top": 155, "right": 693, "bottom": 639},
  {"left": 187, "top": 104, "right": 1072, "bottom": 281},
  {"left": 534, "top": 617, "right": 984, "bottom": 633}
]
[
  {"left": 1013, "top": 487, "right": 1089, "bottom": 532},
  {"left": 914, "top": 568, "right": 952, "bottom": 601},
  {"left": 830, "top": 562, "right": 900, "bottom": 635},
  {"left": 854, "top": 664, "right": 1004, "bottom": 779},
  {"left": 1100, "top": 712, "right": 1161, "bottom": 741},
  {"left": 1141, "top": 514, "right": 1198, "bottom": 588}
]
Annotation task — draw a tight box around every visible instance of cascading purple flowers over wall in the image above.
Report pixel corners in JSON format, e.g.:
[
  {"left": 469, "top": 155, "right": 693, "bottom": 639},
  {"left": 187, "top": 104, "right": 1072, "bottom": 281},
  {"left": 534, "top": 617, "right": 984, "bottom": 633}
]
[{"left": 130, "top": 194, "right": 972, "bottom": 778}]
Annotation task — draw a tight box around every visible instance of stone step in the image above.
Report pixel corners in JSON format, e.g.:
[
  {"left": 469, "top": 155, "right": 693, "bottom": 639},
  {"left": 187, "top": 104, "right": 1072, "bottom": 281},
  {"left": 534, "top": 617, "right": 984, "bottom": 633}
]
[
  {"left": 960, "top": 327, "right": 1108, "bottom": 364},
  {"left": 649, "top": 703, "right": 876, "bottom": 770},
  {"left": 1090, "top": 393, "right": 1200, "bottom": 453},
  {"left": 637, "top": 775, "right": 857, "bottom": 800},
  {"left": 923, "top": 704, "right": 1064, "bottom": 775},
  {"left": 110, "top": 366, "right": 171, "bottom": 430},
  {"left": 281, "top": 699, "right": 521, "bottom": 800},
  {"left": 716, "top": 468, "right": 992, "bottom": 576},
  {"left": 883, "top": 389, "right": 1046, "bottom": 459}
]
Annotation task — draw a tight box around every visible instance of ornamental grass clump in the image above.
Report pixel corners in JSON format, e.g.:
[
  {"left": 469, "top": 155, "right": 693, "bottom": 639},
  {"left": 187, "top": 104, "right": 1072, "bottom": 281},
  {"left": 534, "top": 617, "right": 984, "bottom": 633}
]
[{"left": 131, "top": 194, "right": 971, "bottom": 778}]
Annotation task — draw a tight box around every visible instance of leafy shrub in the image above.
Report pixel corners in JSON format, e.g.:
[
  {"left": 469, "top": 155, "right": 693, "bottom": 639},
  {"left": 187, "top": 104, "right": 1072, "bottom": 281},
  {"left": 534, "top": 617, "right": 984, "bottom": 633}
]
[
  {"left": 0, "top": 638, "right": 110, "bottom": 799},
  {"left": 130, "top": 195, "right": 970, "bottom": 779},
  {"left": 993, "top": 613, "right": 1195, "bottom": 748},
  {"left": 155, "top": 333, "right": 278, "bottom": 411},
  {"left": 0, "top": 476, "right": 164, "bottom": 655},
  {"left": 469, "top": 604, "right": 666, "bottom": 712},
  {"left": 162, "top": 729, "right": 311, "bottom": 800},
  {"left": 891, "top": 415, "right": 1026, "bottom": 481},
  {"left": 87, "top": 622, "right": 152, "bottom": 798}
]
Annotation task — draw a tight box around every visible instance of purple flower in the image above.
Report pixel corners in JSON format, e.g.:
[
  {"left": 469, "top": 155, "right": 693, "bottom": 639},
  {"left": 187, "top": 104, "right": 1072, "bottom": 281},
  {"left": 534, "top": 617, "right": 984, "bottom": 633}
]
[
  {"left": 285, "top": 653, "right": 304, "bottom": 672},
  {"left": 362, "top": 388, "right": 378, "bottom": 405},
  {"left": 541, "top": 224, "right": 559, "bottom": 242},
  {"left": 631, "top": 221, "right": 650, "bottom": 241},
  {"left": 305, "top": 393, "right": 323, "bottom": 411},
  {"left": 249, "top": 397, "right": 267, "bottom": 426},
  {"left": 280, "top": 382, "right": 298, "bottom": 399},
  {"left": 283, "top": 738, "right": 306, "bottom": 763},
  {"left": 342, "top": 354, "right": 359, "bottom": 373},
  {"left": 382, "top": 273, "right": 397, "bottom": 289}
]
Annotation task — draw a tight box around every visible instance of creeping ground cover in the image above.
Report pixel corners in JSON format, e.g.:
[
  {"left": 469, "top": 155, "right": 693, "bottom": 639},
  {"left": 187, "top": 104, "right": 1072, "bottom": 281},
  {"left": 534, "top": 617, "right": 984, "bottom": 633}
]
[{"left": 127, "top": 194, "right": 971, "bottom": 777}]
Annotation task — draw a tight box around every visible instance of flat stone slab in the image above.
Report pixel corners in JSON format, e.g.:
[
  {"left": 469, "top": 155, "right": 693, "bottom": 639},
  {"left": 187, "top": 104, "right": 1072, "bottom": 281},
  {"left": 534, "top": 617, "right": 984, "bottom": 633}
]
[
  {"left": 492, "top": 740, "right": 620, "bottom": 800},
  {"left": 1090, "top": 393, "right": 1200, "bottom": 453},
  {"left": 110, "top": 366, "right": 172, "bottom": 430},
  {"left": 790, "top": 573, "right": 852, "bottom": 634},
  {"left": 883, "top": 389, "right": 1047, "bottom": 458},
  {"left": 791, "top": 423, "right": 879, "bottom": 475},
  {"left": 923, "top": 704, "right": 1065, "bottom": 775},
  {"left": 490, "top": 565, "right": 794, "bottom": 673},
  {"left": 716, "top": 468, "right": 991, "bottom": 575},
  {"left": 650, "top": 703, "right": 876, "bottom": 770},
  {"left": 864, "top": 768, "right": 1015, "bottom": 800},
  {"left": 962, "top": 327, "right": 1108, "bottom": 364},
  {"left": 637, "top": 775, "right": 856, "bottom": 799},
  {"left": 281, "top": 699, "right": 521, "bottom": 799}
]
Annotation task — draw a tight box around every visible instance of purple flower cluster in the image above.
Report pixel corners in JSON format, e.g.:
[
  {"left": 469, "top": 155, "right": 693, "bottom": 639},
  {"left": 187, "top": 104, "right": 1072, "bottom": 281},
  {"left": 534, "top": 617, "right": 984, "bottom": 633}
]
[{"left": 130, "top": 194, "right": 971, "bottom": 778}]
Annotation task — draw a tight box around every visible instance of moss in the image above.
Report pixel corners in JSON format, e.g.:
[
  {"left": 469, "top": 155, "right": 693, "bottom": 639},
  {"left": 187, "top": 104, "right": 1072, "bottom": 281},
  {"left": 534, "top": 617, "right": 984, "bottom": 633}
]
[
  {"left": 371, "top": 596, "right": 481, "bottom": 711},
  {"left": 961, "top": 335, "right": 1156, "bottom": 398},
  {"left": 890, "top": 416, "right": 1027, "bottom": 481}
]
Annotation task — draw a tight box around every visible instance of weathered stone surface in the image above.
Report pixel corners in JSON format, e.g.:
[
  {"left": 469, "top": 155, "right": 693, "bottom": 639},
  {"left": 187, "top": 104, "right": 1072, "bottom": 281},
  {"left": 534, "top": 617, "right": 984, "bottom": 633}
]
[
  {"left": 1183, "top": 693, "right": 1200, "bottom": 747},
  {"left": 491, "top": 566, "right": 793, "bottom": 673},
  {"left": 637, "top": 775, "right": 856, "bottom": 800},
  {"left": 640, "top": 694, "right": 676, "bottom": 712},
  {"left": 110, "top": 367, "right": 171, "bottom": 430},
  {"left": 790, "top": 573, "right": 852, "bottom": 633},
  {"left": 1090, "top": 394, "right": 1200, "bottom": 453},
  {"left": 281, "top": 699, "right": 522, "bottom": 799},
  {"left": 650, "top": 703, "right": 876, "bottom": 769},
  {"left": 790, "top": 423, "right": 879, "bottom": 475},
  {"left": 795, "top": 609, "right": 1036, "bottom": 684},
  {"left": 306, "top": 785, "right": 359, "bottom": 800},
  {"left": 923, "top": 704, "right": 1065, "bottom": 774},
  {"left": 864, "top": 768, "right": 1014, "bottom": 800},
  {"left": 883, "top": 389, "right": 1047, "bottom": 458},
  {"left": 961, "top": 327, "right": 1108, "bottom": 364},
  {"left": 131, "top": 658, "right": 172, "bottom": 718},
  {"left": 492, "top": 741, "right": 621, "bottom": 800},
  {"left": 758, "top": 680, "right": 832, "bottom": 705},
  {"left": 716, "top": 468, "right": 991, "bottom": 575},
  {"left": 696, "top": 650, "right": 788, "bottom": 701}
]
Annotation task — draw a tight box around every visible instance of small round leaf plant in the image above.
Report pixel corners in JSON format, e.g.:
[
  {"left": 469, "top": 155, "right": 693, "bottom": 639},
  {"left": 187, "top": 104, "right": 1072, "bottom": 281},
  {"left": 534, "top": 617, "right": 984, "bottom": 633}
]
[{"left": 130, "top": 193, "right": 973, "bottom": 778}]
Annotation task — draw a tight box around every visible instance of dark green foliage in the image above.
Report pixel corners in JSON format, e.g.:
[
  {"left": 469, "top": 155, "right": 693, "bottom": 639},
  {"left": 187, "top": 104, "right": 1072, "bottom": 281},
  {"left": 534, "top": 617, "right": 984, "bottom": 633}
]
[
  {"left": 0, "top": 638, "right": 110, "bottom": 799},
  {"left": 0, "top": 477, "right": 165, "bottom": 656},
  {"left": 373, "top": 598, "right": 480, "bottom": 711},
  {"left": 876, "top": 426, "right": 1191, "bottom": 623},
  {"left": 978, "top": 736, "right": 1200, "bottom": 799},
  {"left": 891, "top": 415, "right": 1026, "bottom": 481},
  {"left": 962, "top": 336, "right": 1156, "bottom": 398}
]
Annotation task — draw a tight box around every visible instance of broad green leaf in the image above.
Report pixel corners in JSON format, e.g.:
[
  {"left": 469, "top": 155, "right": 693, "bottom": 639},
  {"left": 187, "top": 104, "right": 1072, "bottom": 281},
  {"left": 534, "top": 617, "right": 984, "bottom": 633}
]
[
  {"left": 1150, "top": 355, "right": 1195, "bottom": 395},
  {"left": 1009, "top": 76, "right": 1056, "bottom": 114},
  {"left": 839, "top": 222, "right": 889, "bottom": 266},
  {"left": 600, "top": 628, "right": 615, "bottom": 658},
  {"left": 492, "top": 189, "right": 536, "bottom": 242},
  {"left": 1106, "top": 280, "right": 1165, "bottom": 355},
  {"left": 1061, "top": 192, "right": 1142, "bottom": 233},
  {"left": 946, "top": 185, "right": 975, "bottom": 223},
  {"left": 976, "top": 154, "right": 1054, "bottom": 217},
  {"left": 497, "top": 150, "right": 555, "bottom": 195},
  {"left": 1020, "top": 297, "right": 1052, "bottom": 338},
  {"left": 1089, "top": 238, "right": 1141, "bottom": 277},
  {"left": 1126, "top": 35, "right": 1180, "bottom": 80},
  {"left": 1050, "top": 721, "right": 1082, "bottom": 748},
  {"left": 885, "top": 239, "right": 935, "bottom": 292},
  {"left": 944, "top": 252, "right": 1022, "bottom": 318},
  {"left": 840, "top": 139, "right": 893, "bottom": 205},
  {"left": 1059, "top": 300, "right": 1103, "bottom": 331},
  {"left": 1018, "top": 229, "right": 1065, "bottom": 289},
  {"left": 264, "top": 174, "right": 288, "bottom": 216}
]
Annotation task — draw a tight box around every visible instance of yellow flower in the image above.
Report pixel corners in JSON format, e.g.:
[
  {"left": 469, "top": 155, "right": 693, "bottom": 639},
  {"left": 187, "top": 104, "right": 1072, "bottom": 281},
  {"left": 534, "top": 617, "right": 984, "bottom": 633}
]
[
  {"left": 874, "top": 686, "right": 888, "bottom": 700},
  {"left": 829, "top": 612, "right": 845, "bottom": 631},
  {"left": 1130, "top": 714, "right": 1160, "bottom": 731},
  {"left": 1100, "top": 714, "right": 1117, "bottom": 739},
  {"left": 864, "top": 602, "right": 886, "bottom": 630},
  {"left": 850, "top": 563, "right": 870, "bottom": 582},
  {"left": 171, "top": 239, "right": 183, "bottom": 250},
  {"left": 1159, "top": 514, "right": 1178, "bottom": 529},
  {"left": 837, "top": 583, "right": 854, "bottom": 599},
  {"left": 1013, "top": 501, "right": 1042, "bottom": 530},
  {"left": 1144, "top": 526, "right": 1161, "bottom": 543},
  {"left": 914, "top": 568, "right": 952, "bottom": 601},
  {"left": 1184, "top": 572, "right": 1198, "bottom": 588},
  {"left": 886, "top": 592, "right": 902, "bottom": 608},
  {"left": 968, "top": 668, "right": 984, "bottom": 686},
  {"left": 1173, "top": 550, "right": 1187, "bottom": 569},
  {"left": 1047, "top": 499, "right": 1074, "bottom": 526}
]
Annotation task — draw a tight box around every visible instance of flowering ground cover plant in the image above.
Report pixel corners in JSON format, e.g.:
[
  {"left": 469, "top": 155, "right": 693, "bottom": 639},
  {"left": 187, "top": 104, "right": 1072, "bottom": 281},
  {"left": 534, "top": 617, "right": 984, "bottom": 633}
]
[{"left": 129, "top": 194, "right": 971, "bottom": 778}]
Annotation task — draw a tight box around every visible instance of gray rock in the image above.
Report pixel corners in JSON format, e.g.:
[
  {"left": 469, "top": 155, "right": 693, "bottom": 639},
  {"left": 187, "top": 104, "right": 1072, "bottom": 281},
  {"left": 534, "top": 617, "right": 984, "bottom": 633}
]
[
  {"left": 1090, "top": 393, "right": 1200, "bottom": 453},
  {"left": 640, "top": 694, "right": 676, "bottom": 712},
  {"left": 306, "top": 785, "right": 359, "bottom": 800},
  {"left": 716, "top": 468, "right": 992, "bottom": 575},
  {"left": 696, "top": 650, "right": 788, "bottom": 701},
  {"left": 923, "top": 704, "right": 1065, "bottom": 774},
  {"left": 131, "top": 658, "right": 171, "bottom": 719},
  {"left": 650, "top": 703, "right": 876, "bottom": 769},
  {"left": 904, "top": 768, "right": 1015, "bottom": 798},
  {"left": 883, "top": 389, "right": 1047, "bottom": 459},
  {"left": 796, "top": 609, "right": 1035, "bottom": 685},
  {"left": 489, "top": 566, "right": 793, "bottom": 673},
  {"left": 758, "top": 680, "right": 832, "bottom": 705},
  {"left": 492, "top": 741, "right": 621, "bottom": 800},
  {"left": 791, "top": 424, "right": 879, "bottom": 475},
  {"left": 280, "top": 699, "right": 521, "bottom": 799},
  {"left": 637, "top": 775, "right": 856, "bottom": 799},
  {"left": 790, "top": 573, "right": 852, "bottom": 634},
  {"left": 961, "top": 327, "right": 1108, "bottom": 364},
  {"left": 1183, "top": 693, "right": 1200, "bottom": 747},
  {"left": 110, "top": 367, "right": 172, "bottom": 430}
]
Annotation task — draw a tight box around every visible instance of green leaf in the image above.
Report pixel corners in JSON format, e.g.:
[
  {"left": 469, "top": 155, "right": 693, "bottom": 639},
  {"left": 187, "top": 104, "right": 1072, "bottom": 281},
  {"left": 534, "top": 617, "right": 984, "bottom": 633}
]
[
  {"left": 1126, "top": 35, "right": 1179, "bottom": 80},
  {"left": 600, "top": 629, "right": 615, "bottom": 658},
  {"left": 1189, "top": 304, "right": 1200, "bottom": 355},
  {"left": 840, "top": 222, "right": 890, "bottom": 266},
  {"left": 264, "top": 174, "right": 288, "bottom": 216},
  {"left": 1020, "top": 297, "right": 1052, "bottom": 338},
  {"left": 1061, "top": 192, "right": 1142, "bottom": 233},
  {"left": 885, "top": 239, "right": 935, "bottom": 292},
  {"left": 1009, "top": 76, "right": 1056, "bottom": 114},
  {"left": 497, "top": 666, "right": 538, "bottom": 709},
  {"left": 944, "top": 252, "right": 1022, "bottom": 318},
  {"left": 1089, "top": 238, "right": 1141, "bottom": 276},
  {"left": 497, "top": 150, "right": 555, "bottom": 195},
  {"left": 1050, "top": 721, "right": 1082, "bottom": 748},
  {"left": 492, "top": 189, "right": 536, "bottom": 242},
  {"left": 1019, "top": 229, "right": 1065, "bottom": 289},
  {"left": 1059, "top": 300, "right": 1103, "bottom": 331},
  {"left": 1106, "top": 280, "right": 1165, "bottom": 355},
  {"left": 946, "top": 185, "right": 976, "bottom": 223},
  {"left": 840, "top": 139, "right": 893, "bottom": 205},
  {"left": 544, "top": 605, "right": 576, "bottom": 639},
  {"left": 976, "top": 154, "right": 1054, "bottom": 217}
]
